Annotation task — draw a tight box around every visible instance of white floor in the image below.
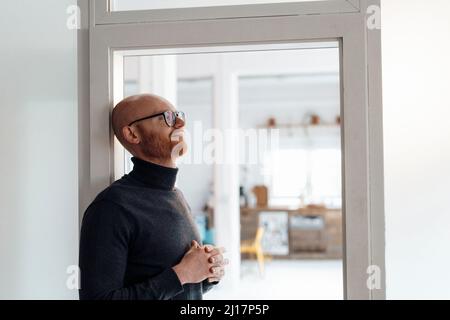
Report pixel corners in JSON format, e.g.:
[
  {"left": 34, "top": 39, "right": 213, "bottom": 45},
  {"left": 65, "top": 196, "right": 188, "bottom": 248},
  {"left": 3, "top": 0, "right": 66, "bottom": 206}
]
[{"left": 205, "top": 259, "right": 343, "bottom": 300}]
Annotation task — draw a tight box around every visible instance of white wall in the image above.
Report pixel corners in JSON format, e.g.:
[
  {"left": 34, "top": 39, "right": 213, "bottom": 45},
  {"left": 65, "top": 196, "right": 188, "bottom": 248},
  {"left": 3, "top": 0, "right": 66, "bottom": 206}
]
[
  {"left": 382, "top": 0, "right": 450, "bottom": 299},
  {"left": 0, "top": 1, "right": 79, "bottom": 299}
]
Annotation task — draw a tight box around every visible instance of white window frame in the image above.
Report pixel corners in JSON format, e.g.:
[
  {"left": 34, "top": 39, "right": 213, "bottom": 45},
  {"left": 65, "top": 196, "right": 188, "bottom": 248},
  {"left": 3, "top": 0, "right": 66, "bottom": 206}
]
[
  {"left": 94, "top": 0, "right": 361, "bottom": 24},
  {"left": 85, "top": 0, "right": 385, "bottom": 300}
]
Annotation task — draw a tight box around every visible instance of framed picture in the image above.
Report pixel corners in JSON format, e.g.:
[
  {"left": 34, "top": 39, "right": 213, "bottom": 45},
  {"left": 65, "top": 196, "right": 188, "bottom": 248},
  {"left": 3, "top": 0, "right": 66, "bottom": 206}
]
[{"left": 259, "top": 211, "right": 289, "bottom": 255}]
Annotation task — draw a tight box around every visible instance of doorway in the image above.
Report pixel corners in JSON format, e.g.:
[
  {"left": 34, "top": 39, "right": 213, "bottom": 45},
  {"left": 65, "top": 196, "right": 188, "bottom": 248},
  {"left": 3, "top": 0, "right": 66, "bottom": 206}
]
[
  {"left": 118, "top": 42, "right": 343, "bottom": 299},
  {"left": 87, "top": 0, "right": 385, "bottom": 299}
]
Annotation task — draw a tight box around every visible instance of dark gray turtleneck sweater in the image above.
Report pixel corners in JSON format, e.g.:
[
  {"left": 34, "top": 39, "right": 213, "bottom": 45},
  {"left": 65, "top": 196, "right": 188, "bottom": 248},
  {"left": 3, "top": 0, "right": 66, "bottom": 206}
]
[{"left": 79, "top": 157, "right": 217, "bottom": 300}]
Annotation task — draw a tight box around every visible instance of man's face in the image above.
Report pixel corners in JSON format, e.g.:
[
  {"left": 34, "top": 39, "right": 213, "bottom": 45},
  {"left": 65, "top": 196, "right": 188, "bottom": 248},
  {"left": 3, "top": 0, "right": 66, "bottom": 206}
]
[{"left": 134, "top": 104, "right": 187, "bottom": 161}]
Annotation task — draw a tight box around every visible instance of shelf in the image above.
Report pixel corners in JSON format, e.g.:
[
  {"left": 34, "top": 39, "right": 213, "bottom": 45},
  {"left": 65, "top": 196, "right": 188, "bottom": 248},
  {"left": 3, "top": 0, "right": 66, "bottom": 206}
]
[{"left": 257, "top": 123, "right": 340, "bottom": 130}]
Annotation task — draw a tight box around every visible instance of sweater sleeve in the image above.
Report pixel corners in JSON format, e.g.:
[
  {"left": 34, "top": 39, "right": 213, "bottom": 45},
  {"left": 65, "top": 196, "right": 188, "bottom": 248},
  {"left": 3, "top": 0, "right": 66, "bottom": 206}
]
[
  {"left": 78, "top": 200, "right": 184, "bottom": 300},
  {"left": 202, "top": 278, "right": 219, "bottom": 294}
]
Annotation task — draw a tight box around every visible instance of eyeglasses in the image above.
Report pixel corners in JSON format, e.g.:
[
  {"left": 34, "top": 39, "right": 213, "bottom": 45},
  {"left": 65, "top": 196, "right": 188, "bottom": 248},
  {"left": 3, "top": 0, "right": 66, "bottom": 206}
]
[{"left": 128, "top": 110, "right": 185, "bottom": 127}]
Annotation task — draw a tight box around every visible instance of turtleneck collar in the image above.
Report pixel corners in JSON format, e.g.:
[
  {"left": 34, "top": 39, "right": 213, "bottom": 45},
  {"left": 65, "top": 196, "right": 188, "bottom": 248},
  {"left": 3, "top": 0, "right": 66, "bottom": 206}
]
[{"left": 128, "top": 157, "right": 178, "bottom": 191}]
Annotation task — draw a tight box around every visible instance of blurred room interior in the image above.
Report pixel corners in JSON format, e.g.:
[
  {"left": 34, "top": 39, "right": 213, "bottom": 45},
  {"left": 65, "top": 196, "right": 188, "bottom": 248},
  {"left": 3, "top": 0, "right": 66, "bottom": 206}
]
[{"left": 121, "top": 43, "right": 344, "bottom": 299}]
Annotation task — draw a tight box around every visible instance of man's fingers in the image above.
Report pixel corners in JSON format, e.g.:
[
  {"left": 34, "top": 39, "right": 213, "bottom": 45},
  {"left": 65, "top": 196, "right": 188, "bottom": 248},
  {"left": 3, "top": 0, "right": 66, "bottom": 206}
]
[
  {"left": 209, "top": 256, "right": 230, "bottom": 267},
  {"left": 210, "top": 266, "right": 225, "bottom": 277},
  {"left": 204, "top": 245, "right": 226, "bottom": 254},
  {"left": 191, "top": 240, "right": 201, "bottom": 248},
  {"left": 207, "top": 261, "right": 227, "bottom": 282},
  {"left": 207, "top": 247, "right": 226, "bottom": 258},
  {"left": 209, "top": 254, "right": 223, "bottom": 264}
]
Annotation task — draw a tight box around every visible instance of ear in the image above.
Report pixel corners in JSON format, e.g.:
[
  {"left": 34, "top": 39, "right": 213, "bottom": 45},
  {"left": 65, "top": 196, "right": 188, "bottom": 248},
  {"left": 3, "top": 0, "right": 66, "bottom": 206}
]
[{"left": 122, "top": 126, "right": 140, "bottom": 145}]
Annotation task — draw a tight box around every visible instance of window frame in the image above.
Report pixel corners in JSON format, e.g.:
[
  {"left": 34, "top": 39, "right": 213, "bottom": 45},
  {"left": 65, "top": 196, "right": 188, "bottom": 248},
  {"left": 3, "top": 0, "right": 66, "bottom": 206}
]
[
  {"left": 94, "top": 0, "right": 360, "bottom": 25},
  {"left": 85, "top": 0, "right": 385, "bottom": 300}
]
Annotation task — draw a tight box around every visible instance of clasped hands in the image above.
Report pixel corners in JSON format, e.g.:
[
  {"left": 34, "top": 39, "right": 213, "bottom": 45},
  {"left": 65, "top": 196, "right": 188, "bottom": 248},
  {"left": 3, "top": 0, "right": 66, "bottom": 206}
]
[{"left": 173, "top": 240, "right": 229, "bottom": 285}]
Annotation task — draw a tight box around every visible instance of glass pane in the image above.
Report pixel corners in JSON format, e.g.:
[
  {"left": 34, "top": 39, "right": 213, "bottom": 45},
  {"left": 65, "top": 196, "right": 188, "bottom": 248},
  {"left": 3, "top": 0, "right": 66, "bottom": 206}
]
[
  {"left": 310, "top": 149, "right": 342, "bottom": 208},
  {"left": 112, "top": 0, "right": 335, "bottom": 11},
  {"left": 269, "top": 149, "right": 308, "bottom": 199}
]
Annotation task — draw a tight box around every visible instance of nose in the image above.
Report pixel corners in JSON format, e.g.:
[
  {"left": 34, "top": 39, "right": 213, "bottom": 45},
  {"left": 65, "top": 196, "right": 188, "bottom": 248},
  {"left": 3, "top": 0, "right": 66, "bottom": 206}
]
[{"left": 174, "top": 115, "right": 185, "bottom": 129}]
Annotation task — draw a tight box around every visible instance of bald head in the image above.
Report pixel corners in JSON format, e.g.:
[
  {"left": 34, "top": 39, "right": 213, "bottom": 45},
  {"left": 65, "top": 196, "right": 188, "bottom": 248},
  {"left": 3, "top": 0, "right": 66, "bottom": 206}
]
[
  {"left": 112, "top": 94, "right": 174, "bottom": 145},
  {"left": 111, "top": 93, "right": 186, "bottom": 166}
]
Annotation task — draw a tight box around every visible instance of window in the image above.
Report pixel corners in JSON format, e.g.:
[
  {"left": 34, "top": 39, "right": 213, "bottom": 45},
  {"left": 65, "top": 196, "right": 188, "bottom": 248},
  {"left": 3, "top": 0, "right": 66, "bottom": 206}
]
[
  {"left": 266, "top": 148, "right": 341, "bottom": 208},
  {"left": 267, "top": 149, "right": 308, "bottom": 204},
  {"left": 111, "top": 0, "right": 338, "bottom": 12}
]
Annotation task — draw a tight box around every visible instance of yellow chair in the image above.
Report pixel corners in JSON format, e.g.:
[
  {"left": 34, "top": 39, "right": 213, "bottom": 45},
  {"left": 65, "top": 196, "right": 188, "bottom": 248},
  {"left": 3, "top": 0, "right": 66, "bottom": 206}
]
[{"left": 240, "top": 227, "right": 269, "bottom": 276}]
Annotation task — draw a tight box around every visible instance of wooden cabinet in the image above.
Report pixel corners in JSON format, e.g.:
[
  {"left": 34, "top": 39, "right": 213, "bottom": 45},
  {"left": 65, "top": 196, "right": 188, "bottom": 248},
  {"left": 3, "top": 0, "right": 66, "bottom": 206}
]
[{"left": 240, "top": 206, "right": 342, "bottom": 259}]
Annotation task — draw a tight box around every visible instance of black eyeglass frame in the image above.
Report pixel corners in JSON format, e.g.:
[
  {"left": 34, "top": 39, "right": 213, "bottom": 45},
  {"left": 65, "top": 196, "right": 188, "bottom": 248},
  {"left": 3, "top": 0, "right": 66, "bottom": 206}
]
[{"left": 128, "top": 110, "right": 185, "bottom": 127}]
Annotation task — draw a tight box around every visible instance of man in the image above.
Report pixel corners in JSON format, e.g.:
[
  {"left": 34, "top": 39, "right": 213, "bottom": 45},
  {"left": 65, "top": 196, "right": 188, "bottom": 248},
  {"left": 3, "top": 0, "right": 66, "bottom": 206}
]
[{"left": 79, "top": 94, "right": 228, "bottom": 300}]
